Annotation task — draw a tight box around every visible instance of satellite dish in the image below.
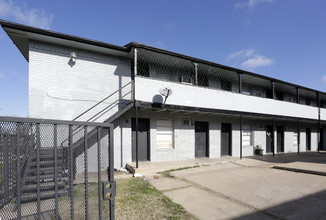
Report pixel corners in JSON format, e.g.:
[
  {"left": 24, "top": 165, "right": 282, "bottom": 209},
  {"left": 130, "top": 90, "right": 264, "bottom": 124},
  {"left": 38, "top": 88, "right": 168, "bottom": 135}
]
[{"left": 159, "top": 88, "right": 173, "bottom": 97}]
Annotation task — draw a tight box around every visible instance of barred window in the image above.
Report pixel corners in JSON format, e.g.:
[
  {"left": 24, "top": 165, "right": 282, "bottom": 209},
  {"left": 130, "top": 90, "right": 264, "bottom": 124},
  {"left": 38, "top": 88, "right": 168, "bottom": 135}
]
[
  {"left": 156, "top": 120, "right": 173, "bottom": 149},
  {"left": 242, "top": 125, "right": 252, "bottom": 146}
]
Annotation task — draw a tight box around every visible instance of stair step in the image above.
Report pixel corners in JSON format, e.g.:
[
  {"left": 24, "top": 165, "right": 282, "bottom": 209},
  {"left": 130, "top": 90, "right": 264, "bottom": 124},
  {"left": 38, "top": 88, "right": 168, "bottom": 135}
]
[
  {"left": 24, "top": 173, "right": 67, "bottom": 183},
  {"left": 31, "top": 154, "right": 67, "bottom": 159},
  {"left": 28, "top": 159, "right": 68, "bottom": 167},
  {"left": 27, "top": 166, "right": 67, "bottom": 174},
  {"left": 37, "top": 147, "right": 68, "bottom": 152},
  {"left": 25, "top": 171, "right": 68, "bottom": 178},
  {"left": 22, "top": 182, "right": 68, "bottom": 193},
  {"left": 21, "top": 189, "right": 69, "bottom": 203}
]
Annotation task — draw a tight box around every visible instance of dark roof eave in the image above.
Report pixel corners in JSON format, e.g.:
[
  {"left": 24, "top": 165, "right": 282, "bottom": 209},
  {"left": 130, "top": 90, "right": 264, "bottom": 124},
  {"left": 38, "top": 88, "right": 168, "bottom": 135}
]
[{"left": 0, "top": 19, "right": 129, "bottom": 53}]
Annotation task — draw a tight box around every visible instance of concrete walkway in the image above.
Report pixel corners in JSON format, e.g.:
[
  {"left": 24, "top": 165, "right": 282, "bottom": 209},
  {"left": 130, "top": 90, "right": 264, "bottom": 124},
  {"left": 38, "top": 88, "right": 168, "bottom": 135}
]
[
  {"left": 146, "top": 152, "right": 326, "bottom": 220},
  {"left": 126, "top": 156, "right": 237, "bottom": 175}
]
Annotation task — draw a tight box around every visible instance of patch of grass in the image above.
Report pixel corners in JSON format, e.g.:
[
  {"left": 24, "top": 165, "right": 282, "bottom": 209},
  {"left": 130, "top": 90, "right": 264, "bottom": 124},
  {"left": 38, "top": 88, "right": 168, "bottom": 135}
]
[
  {"left": 57, "top": 178, "right": 197, "bottom": 219},
  {"left": 159, "top": 165, "right": 200, "bottom": 178},
  {"left": 115, "top": 177, "right": 197, "bottom": 220}
]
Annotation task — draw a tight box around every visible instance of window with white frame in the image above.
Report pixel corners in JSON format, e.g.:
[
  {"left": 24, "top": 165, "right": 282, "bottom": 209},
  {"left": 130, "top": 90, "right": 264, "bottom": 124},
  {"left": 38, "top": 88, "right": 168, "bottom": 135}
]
[
  {"left": 293, "top": 131, "right": 298, "bottom": 146},
  {"left": 156, "top": 120, "right": 173, "bottom": 149},
  {"left": 242, "top": 125, "right": 252, "bottom": 146}
]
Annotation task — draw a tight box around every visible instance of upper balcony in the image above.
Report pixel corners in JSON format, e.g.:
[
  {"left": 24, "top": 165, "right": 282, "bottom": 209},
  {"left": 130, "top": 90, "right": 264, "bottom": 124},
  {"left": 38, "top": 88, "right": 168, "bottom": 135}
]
[{"left": 133, "top": 47, "right": 326, "bottom": 121}]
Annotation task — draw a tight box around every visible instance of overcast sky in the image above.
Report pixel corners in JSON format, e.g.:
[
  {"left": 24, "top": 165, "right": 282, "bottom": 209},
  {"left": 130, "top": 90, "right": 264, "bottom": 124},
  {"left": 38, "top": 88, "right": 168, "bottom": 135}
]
[{"left": 0, "top": 0, "right": 325, "bottom": 116}]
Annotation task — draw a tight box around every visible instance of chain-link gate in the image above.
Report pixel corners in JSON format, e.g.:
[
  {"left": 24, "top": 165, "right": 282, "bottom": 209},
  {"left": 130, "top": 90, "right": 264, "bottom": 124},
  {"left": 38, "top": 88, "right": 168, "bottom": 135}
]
[{"left": 0, "top": 117, "right": 115, "bottom": 220}]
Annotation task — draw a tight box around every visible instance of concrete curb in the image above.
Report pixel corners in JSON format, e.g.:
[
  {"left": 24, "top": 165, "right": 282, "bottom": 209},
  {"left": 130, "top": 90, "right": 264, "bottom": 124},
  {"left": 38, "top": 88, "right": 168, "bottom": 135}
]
[{"left": 273, "top": 166, "right": 326, "bottom": 176}]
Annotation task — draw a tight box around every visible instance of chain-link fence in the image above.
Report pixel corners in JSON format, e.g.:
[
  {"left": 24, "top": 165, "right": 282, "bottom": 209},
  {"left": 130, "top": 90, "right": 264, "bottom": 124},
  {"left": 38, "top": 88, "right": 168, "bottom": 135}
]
[
  {"left": 135, "top": 47, "right": 326, "bottom": 109},
  {"left": 0, "top": 117, "right": 115, "bottom": 220},
  {"left": 137, "top": 48, "right": 240, "bottom": 92}
]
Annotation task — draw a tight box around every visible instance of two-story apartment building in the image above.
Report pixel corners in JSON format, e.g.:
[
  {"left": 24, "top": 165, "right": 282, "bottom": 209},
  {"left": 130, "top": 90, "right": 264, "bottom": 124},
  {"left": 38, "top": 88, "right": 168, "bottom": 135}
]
[{"left": 1, "top": 20, "right": 325, "bottom": 170}]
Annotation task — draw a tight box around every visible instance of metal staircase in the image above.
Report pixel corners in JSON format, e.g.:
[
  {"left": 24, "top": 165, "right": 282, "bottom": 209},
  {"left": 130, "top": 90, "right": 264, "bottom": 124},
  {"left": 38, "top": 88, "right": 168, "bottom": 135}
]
[
  {"left": 20, "top": 147, "right": 69, "bottom": 204},
  {"left": 0, "top": 81, "right": 134, "bottom": 210}
]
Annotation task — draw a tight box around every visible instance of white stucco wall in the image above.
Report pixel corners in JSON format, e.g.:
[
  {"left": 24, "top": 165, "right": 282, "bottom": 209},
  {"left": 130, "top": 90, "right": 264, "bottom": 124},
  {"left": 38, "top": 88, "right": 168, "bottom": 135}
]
[
  {"left": 29, "top": 41, "right": 132, "bottom": 122},
  {"left": 135, "top": 77, "right": 319, "bottom": 120},
  {"left": 321, "top": 108, "right": 326, "bottom": 121},
  {"left": 311, "top": 128, "right": 318, "bottom": 151},
  {"left": 252, "top": 128, "right": 266, "bottom": 154}
]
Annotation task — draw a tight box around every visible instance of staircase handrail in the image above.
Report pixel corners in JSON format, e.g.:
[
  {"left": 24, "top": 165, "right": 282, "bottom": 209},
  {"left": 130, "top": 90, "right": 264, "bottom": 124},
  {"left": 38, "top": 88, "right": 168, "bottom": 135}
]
[{"left": 73, "top": 81, "right": 132, "bottom": 121}]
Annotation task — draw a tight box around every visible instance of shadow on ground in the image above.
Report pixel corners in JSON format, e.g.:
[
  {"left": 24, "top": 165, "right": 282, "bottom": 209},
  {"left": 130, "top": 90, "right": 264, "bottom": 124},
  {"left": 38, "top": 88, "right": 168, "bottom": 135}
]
[
  {"left": 246, "top": 151, "right": 326, "bottom": 165},
  {"left": 233, "top": 189, "right": 326, "bottom": 220}
]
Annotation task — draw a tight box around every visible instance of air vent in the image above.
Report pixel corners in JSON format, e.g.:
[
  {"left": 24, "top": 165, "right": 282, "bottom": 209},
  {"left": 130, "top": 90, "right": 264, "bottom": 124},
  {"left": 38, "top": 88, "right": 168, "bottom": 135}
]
[{"left": 181, "top": 118, "right": 191, "bottom": 126}]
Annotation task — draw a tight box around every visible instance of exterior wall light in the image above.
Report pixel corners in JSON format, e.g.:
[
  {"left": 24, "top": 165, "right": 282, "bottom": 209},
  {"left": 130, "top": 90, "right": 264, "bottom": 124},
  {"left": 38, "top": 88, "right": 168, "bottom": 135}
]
[{"left": 71, "top": 52, "right": 77, "bottom": 63}]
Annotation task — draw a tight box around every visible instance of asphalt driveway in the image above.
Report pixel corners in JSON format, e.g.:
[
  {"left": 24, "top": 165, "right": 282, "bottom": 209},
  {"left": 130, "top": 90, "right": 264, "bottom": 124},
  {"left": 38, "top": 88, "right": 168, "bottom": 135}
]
[{"left": 148, "top": 153, "right": 326, "bottom": 220}]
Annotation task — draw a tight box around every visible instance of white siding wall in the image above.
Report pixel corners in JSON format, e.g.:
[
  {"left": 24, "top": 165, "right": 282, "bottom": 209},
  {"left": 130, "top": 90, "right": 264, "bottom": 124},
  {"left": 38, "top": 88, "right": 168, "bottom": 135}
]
[
  {"left": 321, "top": 108, "right": 326, "bottom": 121},
  {"left": 299, "top": 129, "right": 306, "bottom": 152},
  {"left": 232, "top": 123, "right": 240, "bottom": 157},
  {"left": 135, "top": 77, "right": 319, "bottom": 120},
  {"left": 209, "top": 122, "right": 220, "bottom": 158},
  {"left": 112, "top": 112, "right": 321, "bottom": 169},
  {"left": 284, "top": 131, "right": 295, "bottom": 153},
  {"left": 29, "top": 41, "right": 132, "bottom": 122},
  {"left": 252, "top": 127, "right": 265, "bottom": 154},
  {"left": 311, "top": 128, "right": 318, "bottom": 151}
]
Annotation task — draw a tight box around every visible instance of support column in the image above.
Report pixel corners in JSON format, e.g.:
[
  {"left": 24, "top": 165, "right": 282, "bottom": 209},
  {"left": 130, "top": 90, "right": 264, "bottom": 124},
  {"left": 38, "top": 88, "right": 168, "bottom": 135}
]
[
  {"left": 135, "top": 104, "right": 139, "bottom": 168},
  {"left": 296, "top": 87, "right": 300, "bottom": 104},
  {"left": 297, "top": 120, "right": 300, "bottom": 154},
  {"left": 272, "top": 118, "right": 275, "bottom": 157},
  {"left": 238, "top": 73, "right": 243, "bottom": 94},
  {"left": 132, "top": 48, "right": 138, "bottom": 102},
  {"left": 271, "top": 81, "right": 275, "bottom": 100},
  {"left": 317, "top": 92, "right": 321, "bottom": 153},
  {"left": 240, "top": 115, "right": 243, "bottom": 159}
]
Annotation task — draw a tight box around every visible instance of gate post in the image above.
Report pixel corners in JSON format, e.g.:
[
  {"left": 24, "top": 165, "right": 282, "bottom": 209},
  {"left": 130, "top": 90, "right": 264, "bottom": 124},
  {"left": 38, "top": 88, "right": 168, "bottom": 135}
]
[
  {"left": 3, "top": 135, "right": 9, "bottom": 203},
  {"left": 109, "top": 124, "right": 115, "bottom": 220},
  {"left": 16, "top": 122, "right": 22, "bottom": 219}
]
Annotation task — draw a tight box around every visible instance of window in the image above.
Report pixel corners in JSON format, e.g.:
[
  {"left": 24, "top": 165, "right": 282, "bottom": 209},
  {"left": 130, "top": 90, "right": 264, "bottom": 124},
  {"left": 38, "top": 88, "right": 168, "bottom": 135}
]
[
  {"left": 198, "top": 74, "right": 208, "bottom": 87},
  {"left": 156, "top": 120, "right": 173, "bottom": 149},
  {"left": 221, "top": 81, "right": 232, "bottom": 91},
  {"left": 305, "top": 98, "right": 310, "bottom": 106},
  {"left": 293, "top": 131, "right": 298, "bottom": 146},
  {"left": 242, "top": 125, "right": 252, "bottom": 146},
  {"left": 286, "top": 96, "right": 292, "bottom": 102},
  {"left": 137, "top": 60, "right": 149, "bottom": 77},
  {"left": 242, "top": 85, "right": 251, "bottom": 95},
  {"left": 179, "top": 74, "right": 193, "bottom": 85},
  {"left": 276, "top": 92, "right": 284, "bottom": 100}
]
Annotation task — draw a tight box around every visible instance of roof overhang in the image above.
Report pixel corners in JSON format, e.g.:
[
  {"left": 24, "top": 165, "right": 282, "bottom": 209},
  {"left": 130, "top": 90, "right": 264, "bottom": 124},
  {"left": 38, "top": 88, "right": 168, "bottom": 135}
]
[{"left": 0, "top": 19, "right": 130, "bottom": 62}]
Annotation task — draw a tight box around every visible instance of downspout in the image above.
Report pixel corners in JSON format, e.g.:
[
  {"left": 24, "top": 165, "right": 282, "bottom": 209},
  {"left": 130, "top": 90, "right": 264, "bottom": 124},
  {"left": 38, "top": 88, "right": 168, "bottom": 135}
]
[
  {"left": 194, "top": 63, "right": 198, "bottom": 86},
  {"left": 133, "top": 47, "right": 137, "bottom": 104}
]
